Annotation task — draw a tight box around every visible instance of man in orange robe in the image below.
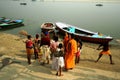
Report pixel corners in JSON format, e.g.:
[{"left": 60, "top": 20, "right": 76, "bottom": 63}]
[
  {"left": 65, "top": 33, "right": 77, "bottom": 70},
  {"left": 63, "top": 32, "right": 69, "bottom": 53}
]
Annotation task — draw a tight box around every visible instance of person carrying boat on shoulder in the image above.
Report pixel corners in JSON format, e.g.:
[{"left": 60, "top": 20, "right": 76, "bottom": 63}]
[{"left": 40, "top": 31, "right": 51, "bottom": 65}]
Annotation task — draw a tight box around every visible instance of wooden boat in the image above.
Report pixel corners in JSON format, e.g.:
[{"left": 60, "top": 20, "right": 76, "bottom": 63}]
[
  {"left": 55, "top": 22, "right": 113, "bottom": 44},
  {"left": 0, "top": 19, "right": 24, "bottom": 29},
  {"left": 41, "top": 22, "right": 55, "bottom": 31}
]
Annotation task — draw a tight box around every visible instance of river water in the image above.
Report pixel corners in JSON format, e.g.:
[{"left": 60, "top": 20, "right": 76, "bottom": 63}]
[{"left": 0, "top": 0, "right": 120, "bottom": 44}]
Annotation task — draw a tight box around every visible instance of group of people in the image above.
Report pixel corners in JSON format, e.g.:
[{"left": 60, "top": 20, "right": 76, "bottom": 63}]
[{"left": 23, "top": 30, "right": 114, "bottom": 76}]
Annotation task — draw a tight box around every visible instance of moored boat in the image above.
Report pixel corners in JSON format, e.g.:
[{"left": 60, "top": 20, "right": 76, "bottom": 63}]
[
  {"left": 41, "top": 22, "right": 55, "bottom": 31},
  {"left": 0, "top": 19, "right": 24, "bottom": 29},
  {"left": 55, "top": 22, "right": 113, "bottom": 44}
]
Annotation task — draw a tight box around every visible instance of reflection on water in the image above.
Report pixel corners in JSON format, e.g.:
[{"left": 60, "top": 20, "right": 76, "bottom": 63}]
[{"left": 0, "top": 0, "right": 120, "bottom": 41}]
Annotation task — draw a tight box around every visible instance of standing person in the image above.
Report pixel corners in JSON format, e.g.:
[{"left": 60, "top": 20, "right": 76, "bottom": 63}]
[
  {"left": 33, "top": 34, "right": 40, "bottom": 59},
  {"left": 95, "top": 42, "right": 114, "bottom": 64},
  {"left": 55, "top": 43, "right": 64, "bottom": 76},
  {"left": 75, "top": 38, "right": 82, "bottom": 64},
  {"left": 40, "top": 31, "right": 50, "bottom": 47},
  {"left": 63, "top": 32, "right": 69, "bottom": 53},
  {"left": 50, "top": 35, "right": 59, "bottom": 69},
  {"left": 24, "top": 35, "right": 34, "bottom": 65},
  {"left": 64, "top": 33, "right": 77, "bottom": 71},
  {"left": 40, "top": 31, "right": 51, "bottom": 65}
]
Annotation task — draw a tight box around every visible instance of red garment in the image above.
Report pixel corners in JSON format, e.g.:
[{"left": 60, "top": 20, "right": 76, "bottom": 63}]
[
  {"left": 26, "top": 40, "right": 33, "bottom": 48},
  {"left": 41, "top": 36, "right": 50, "bottom": 46},
  {"left": 76, "top": 51, "right": 80, "bottom": 57}
]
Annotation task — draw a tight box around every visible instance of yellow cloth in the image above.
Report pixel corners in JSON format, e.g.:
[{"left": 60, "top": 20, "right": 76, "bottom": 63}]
[
  {"left": 26, "top": 48, "right": 34, "bottom": 55},
  {"left": 38, "top": 49, "right": 43, "bottom": 56},
  {"left": 65, "top": 39, "right": 77, "bottom": 69}
]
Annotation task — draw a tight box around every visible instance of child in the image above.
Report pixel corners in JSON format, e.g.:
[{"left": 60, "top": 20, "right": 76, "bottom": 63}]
[
  {"left": 75, "top": 38, "right": 82, "bottom": 64},
  {"left": 24, "top": 35, "right": 34, "bottom": 64},
  {"left": 33, "top": 34, "right": 40, "bottom": 59},
  {"left": 55, "top": 43, "right": 64, "bottom": 76}
]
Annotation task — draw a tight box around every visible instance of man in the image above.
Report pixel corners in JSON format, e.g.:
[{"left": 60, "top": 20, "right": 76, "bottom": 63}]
[
  {"left": 95, "top": 42, "right": 114, "bottom": 64},
  {"left": 65, "top": 33, "right": 77, "bottom": 70}
]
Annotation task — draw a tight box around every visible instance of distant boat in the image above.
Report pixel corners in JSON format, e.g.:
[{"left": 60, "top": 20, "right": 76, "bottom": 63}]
[
  {"left": 55, "top": 22, "right": 113, "bottom": 44},
  {"left": 96, "top": 4, "right": 103, "bottom": 7},
  {"left": 20, "top": 3, "right": 27, "bottom": 5}
]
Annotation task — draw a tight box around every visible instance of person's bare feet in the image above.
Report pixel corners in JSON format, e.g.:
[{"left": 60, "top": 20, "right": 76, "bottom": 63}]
[
  {"left": 56, "top": 72, "right": 58, "bottom": 76},
  {"left": 95, "top": 61, "right": 98, "bottom": 63},
  {"left": 59, "top": 74, "right": 63, "bottom": 76},
  {"left": 110, "top": 62, "right": 115, "bottom": 65}
]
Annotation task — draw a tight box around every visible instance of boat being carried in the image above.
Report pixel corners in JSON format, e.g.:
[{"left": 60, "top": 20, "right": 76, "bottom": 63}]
[
  {"left": 41, "top": 22, "right": 55, "bottom": 31},
  {"left": 0, "top": 17, "right": 24, "bottom": 29},
  {"left": 55, "top": 22, "right": 113, "bottom": 44}
]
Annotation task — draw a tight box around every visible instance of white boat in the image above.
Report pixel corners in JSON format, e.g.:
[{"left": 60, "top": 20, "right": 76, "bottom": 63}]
[{"left": 55, "top": 22, "right": 113, "bottom": 44}]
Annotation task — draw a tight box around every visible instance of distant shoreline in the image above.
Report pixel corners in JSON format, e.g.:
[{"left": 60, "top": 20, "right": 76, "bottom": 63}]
[
  {"left": 38, "top": 0, "right": 120, "bottom": 3},
  {"left": 9, "top": 0, "right": 120, "bottom": 3}
]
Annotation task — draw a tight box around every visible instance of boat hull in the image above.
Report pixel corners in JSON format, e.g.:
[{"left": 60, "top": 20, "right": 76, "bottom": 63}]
[
  {"left": 55, "top": 22, "right": 113, "bottom": 44},
  {"left": 41, "top": 22, "right": 55, "bottom": 31}
]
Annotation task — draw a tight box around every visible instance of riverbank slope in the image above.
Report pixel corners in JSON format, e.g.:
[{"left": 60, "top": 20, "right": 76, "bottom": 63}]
[{"left": 0, "top": 32, "right": 120, "bottom": 80}]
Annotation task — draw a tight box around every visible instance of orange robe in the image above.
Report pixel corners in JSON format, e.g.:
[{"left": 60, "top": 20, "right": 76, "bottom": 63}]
[
  {"left": 65, "top": 39, "right": 77, "bottom": 69},
  {"left": 100, "top": 50, "right": 111, "bottom": 55},
  {"left": 63, "top": 35, "right": 69, "bottom": 52}
]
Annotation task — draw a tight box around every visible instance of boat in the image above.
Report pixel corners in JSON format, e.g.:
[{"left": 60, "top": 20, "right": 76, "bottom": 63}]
[
  {"left": 0, "top": 19, "right": 24, "bottom": 29},
  {"left": 55, "top": 22, "right": 113, "bottom": 44},
  {"left": 96, "top": 4, "right": 103, "bottom": 7},
  {"left": 0, "top": 17, "right": 11, "bottom": 23},
  {"left": 20, "top": 3, "right": 27, "bottom": 5},
  {"left": 41, "top": 22, "right": 55, "bottom": 31}
]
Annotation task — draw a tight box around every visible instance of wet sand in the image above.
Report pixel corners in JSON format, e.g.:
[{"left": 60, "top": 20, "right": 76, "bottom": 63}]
[{"left": 0, "top": 32, "right": 120, "bottom": 80}]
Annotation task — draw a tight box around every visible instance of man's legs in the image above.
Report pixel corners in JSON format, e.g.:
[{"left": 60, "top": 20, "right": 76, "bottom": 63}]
[
  {"left": 109, "top": 54, "right": 114, "bottom": 64},
  {"left": 95, "top": 53, "right": 103, "bottom": 62}
]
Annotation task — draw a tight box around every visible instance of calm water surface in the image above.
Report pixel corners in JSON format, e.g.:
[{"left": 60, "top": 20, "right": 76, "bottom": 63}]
[{"left": 0, "top": 0, "right": 120, "bottom": 44}]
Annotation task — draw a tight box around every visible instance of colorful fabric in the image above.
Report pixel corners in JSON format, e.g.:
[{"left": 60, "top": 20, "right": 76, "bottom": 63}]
[
  {"left": 50, "top": 40, "right": 59, "bottom": 53},
  {"left": 26, "top": 40, "right": 33, "bottom": 48},
  {"left": 40, "top": 45, "right": 51, "bottom": 62},
  {"left": 41, "top": 36, "right": 50, "bottom": 46},
  {"left": 100, "top": 50, "right": 111, "bottom": 55},
  {"left": 76, "top": 51, "right": 80, "bottom": 57},
  {"left": 65, "top": 39, "right": 77, "bottom": 69},
  {"left": 68, "top": 27, "right": 75, "bottom": 33},
  {"left": 63, "top": 34, "right": 69, "bottom": 52},
  {"left": 26, "top": 48, "right": 34, "bottom": 55}
]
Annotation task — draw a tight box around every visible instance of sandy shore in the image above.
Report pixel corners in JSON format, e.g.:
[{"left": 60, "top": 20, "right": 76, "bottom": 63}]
[{"left": 0, "top": 32, "right": 120, "bottom": 80}]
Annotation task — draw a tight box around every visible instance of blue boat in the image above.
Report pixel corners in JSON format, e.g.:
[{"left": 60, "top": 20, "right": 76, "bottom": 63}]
[{"left": 0, "top": 18, "right": 24, "bottom": 29}]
